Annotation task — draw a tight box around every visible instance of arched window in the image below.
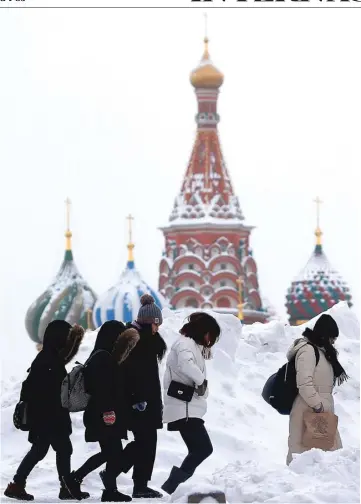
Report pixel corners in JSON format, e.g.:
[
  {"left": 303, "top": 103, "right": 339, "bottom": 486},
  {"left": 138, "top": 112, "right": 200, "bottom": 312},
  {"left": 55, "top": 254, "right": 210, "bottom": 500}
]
[
  {"left": 185, "top": 298, "right": 199, "bottom": 308},
  {"left": 217, "top": 297, "right": 231, "bottom": 308}
]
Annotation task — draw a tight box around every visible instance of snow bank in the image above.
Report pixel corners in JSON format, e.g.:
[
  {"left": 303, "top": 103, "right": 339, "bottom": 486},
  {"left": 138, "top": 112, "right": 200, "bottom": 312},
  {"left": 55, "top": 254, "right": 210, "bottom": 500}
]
[{"left": 1, "top": 302, "right": 359, "bottom": 503}]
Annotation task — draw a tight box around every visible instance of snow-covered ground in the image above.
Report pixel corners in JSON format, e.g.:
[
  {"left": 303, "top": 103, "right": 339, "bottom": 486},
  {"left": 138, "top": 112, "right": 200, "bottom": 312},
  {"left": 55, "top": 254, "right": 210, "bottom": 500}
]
[{"left": 1, "top": 302, "right": 359, "bottom": 503}]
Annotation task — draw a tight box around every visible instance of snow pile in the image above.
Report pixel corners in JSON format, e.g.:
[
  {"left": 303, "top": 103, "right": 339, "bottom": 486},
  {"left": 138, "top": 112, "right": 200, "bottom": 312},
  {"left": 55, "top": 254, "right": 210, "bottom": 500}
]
[{"left": 1, "top": 302, "right": 359, "bottom": 503}]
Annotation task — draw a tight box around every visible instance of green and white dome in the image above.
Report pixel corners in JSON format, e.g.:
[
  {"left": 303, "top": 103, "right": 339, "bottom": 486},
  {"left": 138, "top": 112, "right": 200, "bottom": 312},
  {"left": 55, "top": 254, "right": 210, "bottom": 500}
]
[{"left": 25, "top": 201, "right": 97, "bottom": 347}]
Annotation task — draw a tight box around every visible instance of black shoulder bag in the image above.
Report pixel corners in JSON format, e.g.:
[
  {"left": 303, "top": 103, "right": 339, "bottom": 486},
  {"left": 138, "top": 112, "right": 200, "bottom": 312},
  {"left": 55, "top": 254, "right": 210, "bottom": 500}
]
[{"left": 167, "top": 379, "right": 195, "bottom": 403}]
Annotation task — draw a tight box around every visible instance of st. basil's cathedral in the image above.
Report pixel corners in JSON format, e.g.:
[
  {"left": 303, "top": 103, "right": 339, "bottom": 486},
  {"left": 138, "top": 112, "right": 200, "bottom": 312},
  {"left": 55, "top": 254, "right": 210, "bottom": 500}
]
[{"left": 25, "top": 36, "right": 352, "bottom": 348}]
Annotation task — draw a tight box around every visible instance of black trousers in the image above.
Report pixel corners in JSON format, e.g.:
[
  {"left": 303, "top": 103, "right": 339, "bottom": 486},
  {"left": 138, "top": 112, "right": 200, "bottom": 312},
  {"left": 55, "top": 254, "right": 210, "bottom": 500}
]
[
  {"left": 14, "top": 436, "right": 73, "bottom": 485},
  {"left": 179, "top": 421, "right": 213, "bottom": 476},
  {"left": 75, "top": 436, "right": 124, "bottom": 490},
  {"left": 121, "top": 428, "right": 158, "bottom": 486}
]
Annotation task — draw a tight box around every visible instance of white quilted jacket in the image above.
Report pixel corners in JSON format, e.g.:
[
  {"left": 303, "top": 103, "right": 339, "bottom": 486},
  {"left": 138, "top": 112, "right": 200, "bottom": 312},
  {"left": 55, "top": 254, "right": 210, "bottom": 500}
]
[{"left": 163, "top": 336, "right": 208, "bottom": 424}]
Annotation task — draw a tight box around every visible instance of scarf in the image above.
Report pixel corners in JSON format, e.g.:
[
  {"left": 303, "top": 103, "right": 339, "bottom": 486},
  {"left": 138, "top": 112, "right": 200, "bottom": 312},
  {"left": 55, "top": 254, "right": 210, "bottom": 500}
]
[{"left": 303, "top": 327, "right": 349, "bottom": 386}]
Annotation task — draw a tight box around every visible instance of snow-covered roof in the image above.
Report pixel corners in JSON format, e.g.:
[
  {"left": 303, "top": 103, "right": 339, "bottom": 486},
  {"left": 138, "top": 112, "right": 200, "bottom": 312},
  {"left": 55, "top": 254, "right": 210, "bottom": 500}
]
[
  {"left": 166, "top": 125, "right": 248, "bottom": 226},
  {"left": 160, "top": 216, "right": 254, "bottom": 232},
  {"left": 294, "top": 245, "right": 345, "bottom": 283}
]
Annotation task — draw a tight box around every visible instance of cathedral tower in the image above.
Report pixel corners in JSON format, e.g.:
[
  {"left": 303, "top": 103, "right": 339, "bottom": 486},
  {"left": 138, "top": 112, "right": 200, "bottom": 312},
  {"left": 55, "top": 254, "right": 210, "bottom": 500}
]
[{"left": 158, "top": 36, "right": 268, "bottom": 324}]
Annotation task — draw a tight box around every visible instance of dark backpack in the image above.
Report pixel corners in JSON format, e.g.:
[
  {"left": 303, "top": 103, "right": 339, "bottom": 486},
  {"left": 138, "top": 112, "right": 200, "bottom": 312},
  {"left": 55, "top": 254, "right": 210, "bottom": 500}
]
[
  {"left": 13, "top": 368, "right": 31, "bottom": 431},
  {"left": 61, "top": 349, "right": 107, "bottom": 412},
  {"left": 262, "top": 343, "right": 320, "bottom": 415}
]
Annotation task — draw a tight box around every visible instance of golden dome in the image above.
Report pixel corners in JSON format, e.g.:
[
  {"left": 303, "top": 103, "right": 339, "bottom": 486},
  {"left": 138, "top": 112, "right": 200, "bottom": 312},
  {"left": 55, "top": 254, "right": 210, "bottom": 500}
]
[{"left": 190, "top": 37, "right": 224, "bottom": 90}]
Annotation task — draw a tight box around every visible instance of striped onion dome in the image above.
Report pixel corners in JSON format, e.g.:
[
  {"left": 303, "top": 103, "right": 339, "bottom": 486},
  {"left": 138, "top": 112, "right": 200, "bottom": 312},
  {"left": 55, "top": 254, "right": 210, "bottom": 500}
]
[
  {"left": 93, "top": 237, "right": 167, "bottom": 328},
  {"left": 286, "top": 227, "right": 352, "bottom": 325},
  {"left": 25, "top": 201, "right": 97, "bottom": 347}
]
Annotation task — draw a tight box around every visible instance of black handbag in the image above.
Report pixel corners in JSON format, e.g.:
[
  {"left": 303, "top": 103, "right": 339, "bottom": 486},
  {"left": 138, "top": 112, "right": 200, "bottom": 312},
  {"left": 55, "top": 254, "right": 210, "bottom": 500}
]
[
  {"left": 13, "top": 401, "right": 29, "bottom": 431},
  {"left": 167, "top": 380, "right": 195, "bottom": 403}
]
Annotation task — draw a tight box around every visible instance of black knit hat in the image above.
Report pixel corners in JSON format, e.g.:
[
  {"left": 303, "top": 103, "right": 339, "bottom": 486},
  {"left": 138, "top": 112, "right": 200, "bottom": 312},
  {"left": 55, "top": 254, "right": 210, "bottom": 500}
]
[
  {"left": 137, "top": 294, "right": 163, "bottom": 325},
  {"left": 313, "top": 314, "right": 339, "bottom": 340}
]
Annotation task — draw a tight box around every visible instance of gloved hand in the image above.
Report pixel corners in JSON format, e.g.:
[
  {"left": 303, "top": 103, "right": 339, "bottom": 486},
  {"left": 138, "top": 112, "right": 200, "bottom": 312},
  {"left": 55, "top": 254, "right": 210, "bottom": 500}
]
[
  {"left": 313, "top": 403, "right": 324, "bottom": 413},
  {"left": 195, "top": 380, "right": 208, "bottom": 397},
  {"left": 132, "top": 401, "right": 147, "bottom": 412},
  {"left": 103, "top": 411, "right": 116, "bottom": 425}
]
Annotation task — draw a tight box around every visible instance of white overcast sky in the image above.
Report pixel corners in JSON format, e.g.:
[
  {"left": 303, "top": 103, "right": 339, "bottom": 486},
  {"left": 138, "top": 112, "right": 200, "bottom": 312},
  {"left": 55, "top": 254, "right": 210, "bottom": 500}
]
[{"left": 0, "top": 7, "right": 360, "bottom": 358}]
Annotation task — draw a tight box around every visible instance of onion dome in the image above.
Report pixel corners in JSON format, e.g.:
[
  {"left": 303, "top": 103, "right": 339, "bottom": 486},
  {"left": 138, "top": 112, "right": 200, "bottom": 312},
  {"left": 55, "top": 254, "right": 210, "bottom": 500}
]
[
  {"left": 190, "top": 37, "right": 224, "bottom": 90},
  {"left": 93, "top": 215, "right": 167, "bottom": 327},
  {"left": 25, "top": 199, "right": 97, "bottom": 348},
  {"left": 286, "top": 198, "right": 352, "bottom": 325}
]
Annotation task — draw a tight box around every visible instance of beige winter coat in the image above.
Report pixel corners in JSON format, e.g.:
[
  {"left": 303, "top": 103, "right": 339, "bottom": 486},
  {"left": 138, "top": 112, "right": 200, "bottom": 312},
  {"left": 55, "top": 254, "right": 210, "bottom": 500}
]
[{"left": 286, "top": 338, "right": 342, "bottom": 465}]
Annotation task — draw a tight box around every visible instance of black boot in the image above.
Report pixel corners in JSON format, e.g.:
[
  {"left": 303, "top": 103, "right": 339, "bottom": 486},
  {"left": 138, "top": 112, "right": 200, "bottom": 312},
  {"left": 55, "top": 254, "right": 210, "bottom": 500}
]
[
  {"left": 161, "top": 466, "right": 191, "bottom": 495},
  {"left": 101, "top": 490, "right": 132, "bottom": 503},
  {"left": 99, "top": 471, "right": 132, "bottom": 503},
  {"left": 61, "top": 473, "right": 90, "bottom": 500},
  {"left": 132, "top": 484, "right": 163, "bottom": 499},
  {"left": 4, "top": 482, "right": 34, "bottom": 501}
]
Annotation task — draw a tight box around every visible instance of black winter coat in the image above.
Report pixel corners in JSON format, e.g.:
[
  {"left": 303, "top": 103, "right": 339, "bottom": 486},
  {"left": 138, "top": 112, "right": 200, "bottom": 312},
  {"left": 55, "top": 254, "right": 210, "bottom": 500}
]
[
  {"left": 83, "top": 324, "right": 140, "bottom": 443},
  {"left": 21, "top": 348, "right": 71, "bottom": 444},
  {"left": 119, "top": 322, "right": 167, "bottom": 431}
]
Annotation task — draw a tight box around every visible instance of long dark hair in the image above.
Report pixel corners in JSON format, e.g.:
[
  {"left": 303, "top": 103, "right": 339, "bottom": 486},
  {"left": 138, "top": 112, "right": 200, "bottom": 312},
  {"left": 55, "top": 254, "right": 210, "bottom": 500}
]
[
  {"left": 180, "top": 312, "right": 220, "bottom": 358},
  {"left": 303, "top": 314, "right": 348, "bottom": 385},
  {"left": 129, "top": 321, "right": 167, "bottom": 362}
]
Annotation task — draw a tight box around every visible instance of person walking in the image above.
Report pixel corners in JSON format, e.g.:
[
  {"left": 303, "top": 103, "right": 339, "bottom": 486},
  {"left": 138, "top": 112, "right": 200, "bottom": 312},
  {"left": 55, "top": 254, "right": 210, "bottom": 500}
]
[
  {"left": 286, "top": 313, "right": 348, "bottom": 465},
  {"left": 63, "top": 320, "right": 140, "bottom": 503},
  {"left": 118, "top": 294, "right": 167, "bottom": 499},
  {"left": 161, "top": 312, "right": 220, "bottom": 495},
  {"left": 4, "top": 320, "right": 87, "bottom": 502}
]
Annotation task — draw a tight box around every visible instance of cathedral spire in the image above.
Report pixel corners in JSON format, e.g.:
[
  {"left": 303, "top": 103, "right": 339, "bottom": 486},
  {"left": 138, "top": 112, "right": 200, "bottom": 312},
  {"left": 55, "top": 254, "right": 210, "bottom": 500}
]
[
  {"left": 126, "top": 214, "right": 135, "bottom": 269},
  {"left": 64, "top": 197, "right": 73, "bottom": 261},
  {"left": 203, "top": 12, "right": 210, "bottom": 59},
  {"left": 190, "top": 27, "right": 224, "bottom": 91},
  {"left": 168, "top": 34, "right": 243, "bottom": 225},
  {"left": 314, "top": 196, "right": 323, "bottom": 254}
]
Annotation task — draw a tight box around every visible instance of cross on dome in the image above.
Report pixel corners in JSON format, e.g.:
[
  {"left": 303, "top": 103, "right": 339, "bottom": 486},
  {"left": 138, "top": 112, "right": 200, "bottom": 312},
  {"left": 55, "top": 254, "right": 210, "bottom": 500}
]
[
  {"left": 314, "top": 196, "right": 323, "bottom": 247},
  {"left": 65, "top": 197, "right": 72, "bottom": 252},
  {"left": 126, "top": 213, "right": 135, "bottom": 267}
]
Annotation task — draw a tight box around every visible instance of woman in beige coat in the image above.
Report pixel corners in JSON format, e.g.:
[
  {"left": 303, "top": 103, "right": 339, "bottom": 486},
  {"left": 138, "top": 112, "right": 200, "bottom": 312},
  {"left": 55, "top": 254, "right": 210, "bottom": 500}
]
[{"left": 286, "top": 314, "right": 348, "bottom": 465}]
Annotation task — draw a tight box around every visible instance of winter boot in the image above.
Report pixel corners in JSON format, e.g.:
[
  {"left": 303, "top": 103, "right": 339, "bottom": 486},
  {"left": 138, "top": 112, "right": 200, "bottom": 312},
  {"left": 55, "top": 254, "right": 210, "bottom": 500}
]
[
  {"left": 101, "top": 490, "right": 132, "bottom": 502},
  {"left": 61, "top": 473, "right": 90, "bottom": 500},
  {"left": 161, "top": 466, "right": 191, "bottom": 495},
  {"left": 99, "top": 471, "right": 132, "bottom": 503},
  {"left": 4, "top": 482, "right": 34, "bottom": 501},
  {"left": 132, "top": 484, "right": 163, "bottom": 499}
]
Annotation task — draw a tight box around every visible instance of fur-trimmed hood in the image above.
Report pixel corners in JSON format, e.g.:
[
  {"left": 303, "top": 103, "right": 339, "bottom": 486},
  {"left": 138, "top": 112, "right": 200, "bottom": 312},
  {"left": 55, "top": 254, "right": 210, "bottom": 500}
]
[
  {"left": 112, "top": 327, "right": 140, "bottom": 364},
  {"left": 62, "top": 324, "right": 85, "bottom": 364}
]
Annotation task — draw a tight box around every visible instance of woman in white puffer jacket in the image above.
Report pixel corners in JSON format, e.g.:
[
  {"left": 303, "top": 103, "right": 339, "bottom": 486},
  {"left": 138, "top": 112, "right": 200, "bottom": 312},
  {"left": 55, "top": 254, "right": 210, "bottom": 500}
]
[{"left": 161, "top": 312, "right": 221, "bottom": 495}]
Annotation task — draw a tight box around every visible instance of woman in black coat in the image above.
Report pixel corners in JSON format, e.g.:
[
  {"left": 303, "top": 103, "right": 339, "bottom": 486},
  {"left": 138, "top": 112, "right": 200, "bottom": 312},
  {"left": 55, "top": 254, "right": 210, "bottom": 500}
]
[
  {"left": 4, "top": 320, "right": 85, "bottom": 502},
  {"left": 119, "top": 294, "right": 167, "bottom": 500},
  {"left": 63, "top": 321, "right": 140, "bottom": 503}
]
